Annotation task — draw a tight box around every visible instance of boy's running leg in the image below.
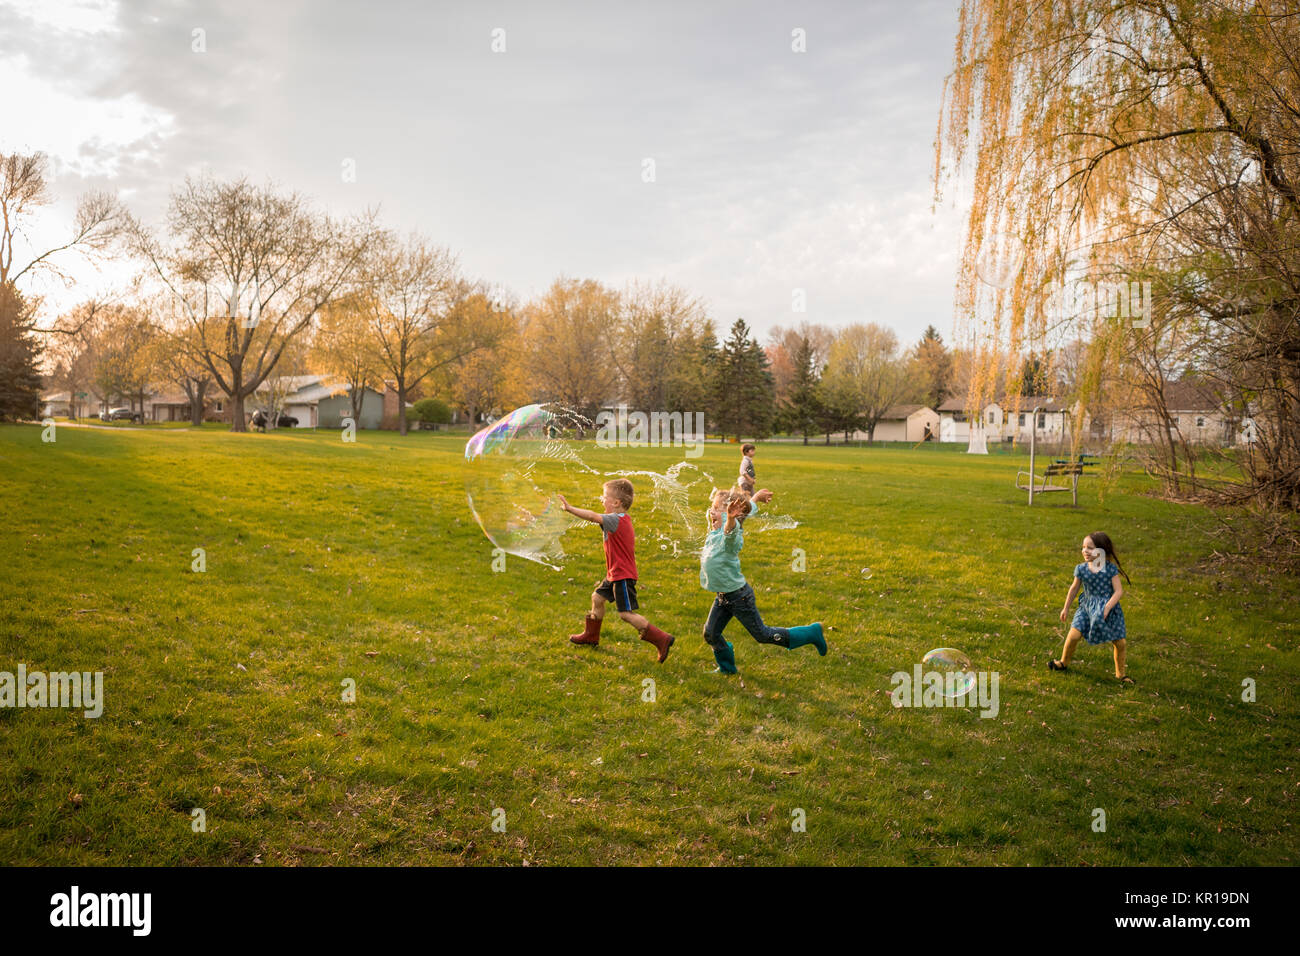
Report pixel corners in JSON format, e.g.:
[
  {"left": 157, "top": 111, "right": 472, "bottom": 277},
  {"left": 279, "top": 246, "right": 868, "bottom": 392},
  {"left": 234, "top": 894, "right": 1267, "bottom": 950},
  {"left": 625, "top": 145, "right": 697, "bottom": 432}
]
[
  {"left": 635, "top": 615, "right": 675, "bottom": 663},
  {"left": 569, "top": 591, "right": 605, "bottom": 645}
]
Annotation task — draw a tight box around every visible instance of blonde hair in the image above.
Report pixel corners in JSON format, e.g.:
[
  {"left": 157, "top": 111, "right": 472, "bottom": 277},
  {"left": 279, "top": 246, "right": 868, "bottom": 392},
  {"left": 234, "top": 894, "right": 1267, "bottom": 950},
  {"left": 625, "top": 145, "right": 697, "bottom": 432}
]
[
  {"left": 604, "top": 478, "right": 634, "bottom": 510},
  {"left": 711, "top": 486, "right": 750, "bottom": 510}
]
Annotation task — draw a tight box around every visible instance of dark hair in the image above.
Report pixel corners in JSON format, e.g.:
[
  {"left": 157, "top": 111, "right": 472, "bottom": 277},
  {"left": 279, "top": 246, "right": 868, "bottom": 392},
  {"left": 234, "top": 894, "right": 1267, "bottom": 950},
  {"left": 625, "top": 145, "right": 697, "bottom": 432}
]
[
  {"left": 1088, "top": 531, "right": 1131, "bottom": 584},
  {"left": 741, "top": 443, "right": 755, "bottom": 455}
]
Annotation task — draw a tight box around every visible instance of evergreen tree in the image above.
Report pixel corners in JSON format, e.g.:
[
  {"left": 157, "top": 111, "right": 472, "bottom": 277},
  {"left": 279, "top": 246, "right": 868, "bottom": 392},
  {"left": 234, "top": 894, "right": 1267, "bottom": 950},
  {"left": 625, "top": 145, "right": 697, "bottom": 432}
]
[
  {"left": 0, "top": 282, "right": 43, "bottom": 421},
  {"left": 780, "top": 333, "right": 822, "bottom": 444},
  {"left": 713, "top": 318, "right": 775, "bottom": 442},
  {"left": 911, "top": 324, "right": 952, "bottom": 410},
  {"left": 666, "top": 320, "right": 719, "bottom": 436}
]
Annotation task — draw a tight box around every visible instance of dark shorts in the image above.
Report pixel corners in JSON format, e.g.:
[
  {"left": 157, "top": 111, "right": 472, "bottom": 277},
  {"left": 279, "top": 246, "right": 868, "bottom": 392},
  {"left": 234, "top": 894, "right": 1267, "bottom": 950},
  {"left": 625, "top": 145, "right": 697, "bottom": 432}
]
[{"left": 595, "top": 578, "right": 638, "bottom": 612}]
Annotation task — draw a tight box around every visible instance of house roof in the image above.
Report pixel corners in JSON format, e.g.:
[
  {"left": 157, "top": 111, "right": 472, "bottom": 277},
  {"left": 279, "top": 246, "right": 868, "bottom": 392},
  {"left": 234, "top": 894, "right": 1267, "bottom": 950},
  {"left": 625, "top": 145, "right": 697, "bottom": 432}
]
[
  {"left": 253, "top": 374, "right": 325, "bottom": 396},
  {"left": 42, "top": 389, "right": 109, "bottom": 403},
  {"left": 880, "top": 404, "right": 933, "bottom": 419},
  {"left": 939, "top": 395, "right": 1071, "bottom": 413},
  {"left": 290, "top": 381, "right": 351, "bottom": 404},
  {"left": 1164, "top": 379, "right": 1219, "bottom": 412},
  {"left": 996, "top": 396, "right": 1071, "bottom": 413},
  {"left": 279, "top": 380, "right": 382, "bottom": 405}
]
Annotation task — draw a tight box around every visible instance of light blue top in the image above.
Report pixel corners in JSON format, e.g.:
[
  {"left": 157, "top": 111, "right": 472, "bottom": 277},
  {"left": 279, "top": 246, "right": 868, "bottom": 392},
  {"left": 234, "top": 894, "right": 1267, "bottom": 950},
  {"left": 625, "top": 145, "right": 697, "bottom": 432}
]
[{"left": 699, "top": 501, "right": 758, "bottom": 593}]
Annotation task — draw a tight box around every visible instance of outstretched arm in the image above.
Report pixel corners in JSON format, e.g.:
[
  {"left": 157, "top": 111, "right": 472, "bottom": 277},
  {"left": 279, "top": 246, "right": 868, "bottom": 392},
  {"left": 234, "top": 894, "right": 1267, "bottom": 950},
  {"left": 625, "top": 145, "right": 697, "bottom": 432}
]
[{"left": 557, "top": 494, "right": 604, "bottom": 525}]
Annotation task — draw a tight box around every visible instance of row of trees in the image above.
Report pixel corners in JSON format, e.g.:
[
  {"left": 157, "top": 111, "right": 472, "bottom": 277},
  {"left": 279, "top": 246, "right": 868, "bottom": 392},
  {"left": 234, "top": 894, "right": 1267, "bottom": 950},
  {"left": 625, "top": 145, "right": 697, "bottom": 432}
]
[{"left": 4, "top": 149, "right": 976, "bottom": 441}]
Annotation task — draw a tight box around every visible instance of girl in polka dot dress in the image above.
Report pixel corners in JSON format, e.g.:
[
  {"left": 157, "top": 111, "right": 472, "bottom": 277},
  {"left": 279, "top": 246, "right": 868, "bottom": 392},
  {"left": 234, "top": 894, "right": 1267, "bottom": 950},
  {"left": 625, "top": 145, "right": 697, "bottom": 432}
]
[{"left": 1049, "top": 532, "right": 1134, "bottom": 684}]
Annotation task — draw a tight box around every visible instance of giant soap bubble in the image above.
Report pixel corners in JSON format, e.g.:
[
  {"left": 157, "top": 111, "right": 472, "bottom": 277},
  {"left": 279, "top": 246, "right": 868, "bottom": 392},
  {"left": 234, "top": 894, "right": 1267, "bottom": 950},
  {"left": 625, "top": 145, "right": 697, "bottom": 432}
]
[{"left": 464, "top": 403, "right": 596, "bottom": 569}]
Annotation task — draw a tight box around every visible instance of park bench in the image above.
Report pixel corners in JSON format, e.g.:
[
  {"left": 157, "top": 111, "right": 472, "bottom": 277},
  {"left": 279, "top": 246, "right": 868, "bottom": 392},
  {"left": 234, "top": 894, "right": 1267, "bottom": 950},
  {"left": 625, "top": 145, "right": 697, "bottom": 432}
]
[{"left": 1016, "top": 454, "right": 1097, "bottom": 506}]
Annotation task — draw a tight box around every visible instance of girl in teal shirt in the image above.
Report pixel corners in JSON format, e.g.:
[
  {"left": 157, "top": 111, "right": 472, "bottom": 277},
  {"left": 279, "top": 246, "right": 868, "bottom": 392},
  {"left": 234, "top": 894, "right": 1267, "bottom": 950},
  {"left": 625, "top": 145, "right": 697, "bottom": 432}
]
[{"left": 699, "top": 488, "right": 826, "bottom": 674}]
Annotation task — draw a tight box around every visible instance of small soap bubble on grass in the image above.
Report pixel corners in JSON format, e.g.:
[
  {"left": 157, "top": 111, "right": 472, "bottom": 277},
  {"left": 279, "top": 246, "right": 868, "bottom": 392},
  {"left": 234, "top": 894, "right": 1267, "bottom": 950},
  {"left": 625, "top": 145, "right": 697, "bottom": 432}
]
[
  {"left": 861, "top": 567, "right": 873, "bottom": 579},
  {"left": 922, "top": 647, "right": 976, "bottom": 698}
]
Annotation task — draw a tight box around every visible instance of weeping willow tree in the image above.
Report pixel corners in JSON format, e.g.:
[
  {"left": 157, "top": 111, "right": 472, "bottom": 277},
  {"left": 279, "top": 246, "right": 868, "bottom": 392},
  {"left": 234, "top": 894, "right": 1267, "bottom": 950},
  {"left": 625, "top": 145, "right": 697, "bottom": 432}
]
[{"left": 935, "top": 0, "right": 1300, "bottom": 509}]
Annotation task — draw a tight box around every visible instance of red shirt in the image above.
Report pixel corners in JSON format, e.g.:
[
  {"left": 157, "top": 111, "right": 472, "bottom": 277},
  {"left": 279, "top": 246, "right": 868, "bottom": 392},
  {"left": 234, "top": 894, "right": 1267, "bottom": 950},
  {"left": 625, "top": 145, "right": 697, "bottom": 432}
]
[{"left": 601, "top": 512, "right": 638, "bottom": 581}]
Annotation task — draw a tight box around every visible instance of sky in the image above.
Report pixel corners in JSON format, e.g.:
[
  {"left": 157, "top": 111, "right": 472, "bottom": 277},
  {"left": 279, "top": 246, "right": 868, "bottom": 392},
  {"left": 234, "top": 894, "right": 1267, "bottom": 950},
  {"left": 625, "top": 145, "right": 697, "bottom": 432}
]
[{"left": 2, "top": 0, "right": 970, "bottom": 348}]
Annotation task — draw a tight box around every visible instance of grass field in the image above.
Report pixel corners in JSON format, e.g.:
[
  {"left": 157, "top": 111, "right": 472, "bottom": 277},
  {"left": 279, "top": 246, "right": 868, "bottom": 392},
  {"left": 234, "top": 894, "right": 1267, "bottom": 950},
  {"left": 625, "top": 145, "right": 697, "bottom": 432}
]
[{"left": 2, "top": 422, "right": 1296, "bottom": 866}]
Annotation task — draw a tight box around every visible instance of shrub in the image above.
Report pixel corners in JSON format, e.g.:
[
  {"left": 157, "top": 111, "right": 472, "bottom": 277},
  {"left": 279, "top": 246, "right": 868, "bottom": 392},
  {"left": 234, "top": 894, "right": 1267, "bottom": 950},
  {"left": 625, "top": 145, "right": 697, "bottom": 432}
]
[{"left": 411, "top": 397, "right": 452, "bottom": 424}]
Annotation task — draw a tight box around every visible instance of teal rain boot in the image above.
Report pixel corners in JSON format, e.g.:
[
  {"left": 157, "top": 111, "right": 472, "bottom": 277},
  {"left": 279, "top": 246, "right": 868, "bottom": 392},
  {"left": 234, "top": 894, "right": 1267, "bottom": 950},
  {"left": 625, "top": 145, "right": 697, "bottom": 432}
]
[
  {"left": 785, "top": 623, "right": 827, "bottom": 656},
  {"left": 713, "top": 641, "right": 738, "bottom": 674}
]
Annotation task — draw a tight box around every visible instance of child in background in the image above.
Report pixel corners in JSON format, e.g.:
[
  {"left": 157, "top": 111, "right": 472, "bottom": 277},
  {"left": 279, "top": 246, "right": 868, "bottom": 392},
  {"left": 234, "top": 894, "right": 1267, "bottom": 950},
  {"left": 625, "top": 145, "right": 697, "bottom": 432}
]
[
  {"left": 558, "top": 479, "right": 675, "bottom": 662},
  {"left": 699, "top": 486, "right": 825, "bottom": 674},
  {"left": 738, "top": 443, "right": 757, "bottom": 494},
  {"left": 1049, "top": 531, "right": 1134, "bottom": 684}
]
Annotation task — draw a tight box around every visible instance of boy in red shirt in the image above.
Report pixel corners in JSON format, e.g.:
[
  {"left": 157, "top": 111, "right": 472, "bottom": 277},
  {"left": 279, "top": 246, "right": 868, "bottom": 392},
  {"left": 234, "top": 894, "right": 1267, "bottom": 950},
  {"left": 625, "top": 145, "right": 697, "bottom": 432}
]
[{"left": 558, "top": 478, "right": 675, "bottom": 662}]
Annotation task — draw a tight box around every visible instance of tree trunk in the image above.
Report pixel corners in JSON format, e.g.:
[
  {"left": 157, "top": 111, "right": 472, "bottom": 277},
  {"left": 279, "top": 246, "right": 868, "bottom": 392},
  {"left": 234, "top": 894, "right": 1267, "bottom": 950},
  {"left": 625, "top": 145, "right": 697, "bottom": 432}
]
[
  {"left": 191, "top": 380, "right": 208, "bottom": 426},
  {"left": 397, "top": 380, "right": 408, "bottom": 435},
  {"left": 231, "top": 391, "right": 247, "bottom": 432},
  {"left": 350, "top": 385, "right": 362, "bottom": 424}
]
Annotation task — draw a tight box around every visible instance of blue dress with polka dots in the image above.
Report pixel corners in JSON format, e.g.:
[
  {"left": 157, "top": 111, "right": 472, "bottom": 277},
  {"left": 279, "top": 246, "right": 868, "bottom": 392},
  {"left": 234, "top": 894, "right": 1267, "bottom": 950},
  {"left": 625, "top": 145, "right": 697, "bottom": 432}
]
[{"left": 1072, "top": 561, "right": 1126, "bottom": 645}]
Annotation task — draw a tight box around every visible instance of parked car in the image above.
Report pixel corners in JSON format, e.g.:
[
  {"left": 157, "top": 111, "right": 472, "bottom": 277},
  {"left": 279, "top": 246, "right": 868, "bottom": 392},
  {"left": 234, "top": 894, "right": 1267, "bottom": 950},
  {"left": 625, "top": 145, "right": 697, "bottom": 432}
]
[
  {"left": 101, "top": 407, "right": 142, "bottom": 423},
  {"left": 277, "top": 414, "right": 298, "bottom": 428}
]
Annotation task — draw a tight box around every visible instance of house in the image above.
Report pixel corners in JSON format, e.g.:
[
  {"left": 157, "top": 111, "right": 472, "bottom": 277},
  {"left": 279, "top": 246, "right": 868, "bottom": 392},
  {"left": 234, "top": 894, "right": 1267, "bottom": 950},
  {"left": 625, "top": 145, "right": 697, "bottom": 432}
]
[
  {"left": 939, "top": 396, "right": 1070, "bottom": 443},
  {"left": 1104, "top": 379, "right": 1240, "bottom": 446},
  {"left": 854, "top": 404, "right": 940, "bottom": 442},
  {"left": 146, "top": 386, "right": 224, "bottom": 423},
  {"left": 252, "top": 375, "right": 385, "bottom": 429},
  {"left": 40, "top": 390, "right": 101, "bottom": 419},
  {"left": 985, "top": 396, "right": 1071, "bottom": 443},
  {"left": 936, "top": 398, "right": 973, "bottom": 443}
]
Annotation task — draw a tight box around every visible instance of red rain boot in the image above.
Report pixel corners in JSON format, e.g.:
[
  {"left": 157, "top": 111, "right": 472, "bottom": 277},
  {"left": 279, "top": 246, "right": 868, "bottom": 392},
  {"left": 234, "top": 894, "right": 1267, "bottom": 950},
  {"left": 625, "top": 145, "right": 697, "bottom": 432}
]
[
  {"left": 569, "top": 614, "right": 602, "bottom": 646},
  {"left": 639, "top": 623, "right": 675, "bottom": 663}
]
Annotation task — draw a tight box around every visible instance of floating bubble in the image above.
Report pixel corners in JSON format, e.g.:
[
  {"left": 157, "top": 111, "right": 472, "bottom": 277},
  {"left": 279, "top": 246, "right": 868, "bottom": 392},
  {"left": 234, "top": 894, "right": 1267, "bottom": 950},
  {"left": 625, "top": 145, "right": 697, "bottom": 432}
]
[
  {"left": 922, "top": 647, "right": 976, "bottom": 698},
  {"left": 748, "top": 511, "right": 799, "bottom": 532},
  {"left": 975, "top": 231, "right": 1025, "bottom": 289},
  {"left": 861, "top": 567, "right": 873, "bottom": 579},
  {"left": 613, "top": 461, "right": 716, "bottom": 550},
  {"left": 463, "top": 403, "right": 597, "bottom": 569}
]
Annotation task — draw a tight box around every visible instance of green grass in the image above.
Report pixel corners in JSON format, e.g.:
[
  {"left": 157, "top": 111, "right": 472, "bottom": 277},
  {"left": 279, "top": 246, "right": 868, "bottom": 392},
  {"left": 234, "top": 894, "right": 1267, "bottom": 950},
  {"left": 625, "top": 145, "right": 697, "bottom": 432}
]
[{"left": 1, "top": 423, "right": 1296, "bottom": 866}]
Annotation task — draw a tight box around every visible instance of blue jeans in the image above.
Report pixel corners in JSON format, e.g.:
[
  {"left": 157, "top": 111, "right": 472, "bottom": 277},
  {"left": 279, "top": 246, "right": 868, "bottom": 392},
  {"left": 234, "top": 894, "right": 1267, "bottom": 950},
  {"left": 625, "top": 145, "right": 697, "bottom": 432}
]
[{"left": 703, "top": 584, "right": 789, "bottom": 650}]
